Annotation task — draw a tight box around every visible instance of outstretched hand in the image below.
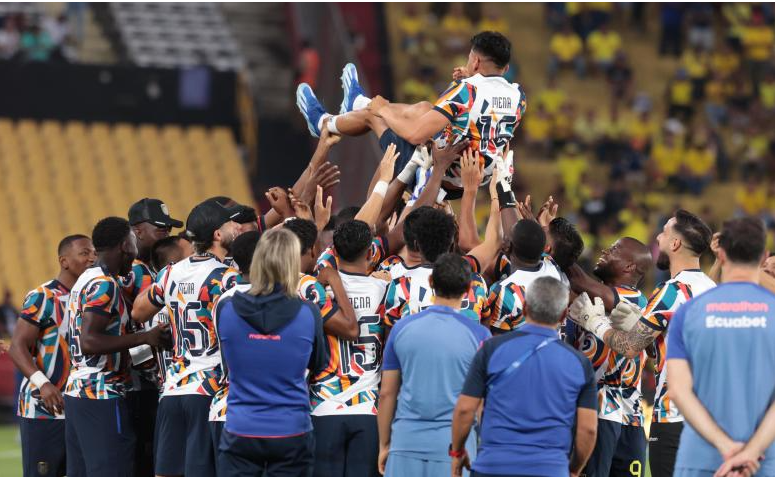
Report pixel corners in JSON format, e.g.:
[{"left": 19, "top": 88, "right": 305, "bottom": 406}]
[
  {"left": 379, "top": 143, "right": 400, "bottom": 183},
  {"left": 461, "top": 148, "right": 484, "bottom": 192},
  {"left": 536, "top": 196, "right": 559, "bottom": 227},
  {"left": 314, "top": 185, "right": 333, "bottom": 231},
  {"left": 432, "top": 139, "right": 470, "bottom": 173},
  {"left": 265, "top": 187, "right": 294, "bottom": 219}
]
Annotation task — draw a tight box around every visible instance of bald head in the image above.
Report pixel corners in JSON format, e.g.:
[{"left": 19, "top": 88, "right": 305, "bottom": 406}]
[{"left": 594, "top": 237, "right": 652, "bottom": 287}]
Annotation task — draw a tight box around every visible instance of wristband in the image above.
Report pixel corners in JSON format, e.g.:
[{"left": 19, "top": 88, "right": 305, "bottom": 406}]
[
  {"left": 589, "top": 316, "right": 613, "bottom": 341},
  {"left": 496, "top": 182, "right": 517, "bottom": 209},
  {"left": 448, "top": 445, "right": 467, "bottom": 458},
  {"left": 373, "top": 180, "right": 389, "bottom": 197},
  {"left": 30, "top": 371, "right": 50, "bottom": 389},
  {"left": 129, "top": 344, "right": 154, "bottom": 365}
]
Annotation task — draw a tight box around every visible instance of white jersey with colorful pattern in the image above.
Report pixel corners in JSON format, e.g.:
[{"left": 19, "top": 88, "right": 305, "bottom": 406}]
[
  {"left": 121, "top": 259, "right": 161, "bottom": 390},
  {"left": 208, "top": 282, "right": 251, "bottom": 422},
  {"left": 483, "top": 257, "right": 566, "bottom": 333},
  {"left": 66, "top": 266, "right": 132, "bottom": 400},
  {"left": 381, "top": 255, "right": 486, "bottom": 325},
  {"left": 571, "top": 285, "right": 648, "bottom": 424},
  {"left": 315, "top": 236, "right": 389, "bottom": 274},
  {"left": 18, "top": 279, "right": 71, "bottom": 419},
  {"left": 433, "top": 73, "right": 526, "bottom": 187},
  {"left": 148, "top": 254, "right": 239, "bottom": 397},
  {"left": 641, "top": 269, "right": 715, "bottom": 424},
  {"left": 310, "top": 271, "right": 388, "bottom": 416}
]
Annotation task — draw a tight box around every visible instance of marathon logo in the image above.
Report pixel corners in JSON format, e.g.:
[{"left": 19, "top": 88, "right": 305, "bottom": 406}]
[
  {"left": 705, "top": 315, "right": 767, "bottom": 329},
  {"left": 706, "top": 301, "right": 769, "bottom": 312}
]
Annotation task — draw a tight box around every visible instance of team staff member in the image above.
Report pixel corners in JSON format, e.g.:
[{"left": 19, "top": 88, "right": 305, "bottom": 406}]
[
  {"left": 452, "top": 277, "right": 598, "bottom": 477},
  {"left": 379, "top": 254, "right": 490, "bottom": 477},
  {"left": 216, "top": 229, "right": 328, "bottom": 476},
  {"left": 9, "top": 235, "right": 96, "bottom": 476},
  {"left": 569, "top": 209, "right": 716, "bottom": 476},
  {"left": 64, "top": 218, "right": 169, "bottom": 476},
  {"left": 668, "top": 217, "right": 775, "bottom": 476},
  {"left": 124, "top": 197, "right": 183, "bottom": 476},
  {"left": 132, "top": 198, "right": 242, "bottom": 476}
]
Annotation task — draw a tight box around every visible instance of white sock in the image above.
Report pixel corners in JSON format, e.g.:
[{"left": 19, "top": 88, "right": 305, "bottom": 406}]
[
  {"left": 317, "top": 114, "right": 331, "bottom": 134},
  {"left": 353, "top": 95, "right": 371, "bottom": 111},
  {"left": 327, "top": 115, "right": 340, "bottom": 134}
]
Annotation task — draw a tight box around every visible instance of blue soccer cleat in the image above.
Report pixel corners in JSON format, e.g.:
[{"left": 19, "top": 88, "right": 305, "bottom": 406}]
[
  {"left": 296, "top": 83, "right": 327, "bottom": 138},
  {"left": 340, "top": 63, "right": 366, "bottom": 114}
]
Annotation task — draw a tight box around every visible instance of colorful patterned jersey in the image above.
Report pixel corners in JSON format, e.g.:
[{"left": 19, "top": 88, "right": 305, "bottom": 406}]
[
  {"left": 382, "top": 255, "right": 487, "bottom": 326},
  {"left": 484, "top": 257, "right": 565, "bottom": 333},
  {"left": 18, "top": 279, "right": 71, "bottom": 418},
  {"left": 66, "top": 266, "right": 131, "bottom": 400},
  {"left": 298, "top": 274, "right": 340, "bottom": 322},
  {"left": 640, "top": 269, "right": 716, "bottom": 424},
  {"left": 208, "top": 283, "right": 251, "bottom": 422},
  {"left": 148, "top": 255, "right": 239, "bottom": 397},
  {"left": 572, "top": 285, "right": 648, "bottom": 425},
  {"left": 121, "top": 259, "right": 160, "bottom": 390},
  {"left": 433, "top": 74, "right": 526, "bottom": 187},
  {"left": 316, "top": 236, "right": 389, "bottom": 274},
  {"left": 310, "top": 271, "right": 389, "bottom": 416}
]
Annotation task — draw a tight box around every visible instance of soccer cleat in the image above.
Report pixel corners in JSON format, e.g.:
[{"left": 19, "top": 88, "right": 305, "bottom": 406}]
[
  {"left": 296, "top": 83, "right": 327, "bottom": 138},
  {"left": 340, "top": 63, "right": 366, "bottom": 114}
]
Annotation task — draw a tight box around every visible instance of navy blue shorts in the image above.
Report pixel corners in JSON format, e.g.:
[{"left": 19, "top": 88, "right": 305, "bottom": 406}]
[
  {"left": 584, "top": 418, "right": 622, "bottom": 476},
  {"left": 218, "top": 429, "right": 314, "bottom": 477},
  {"left": 155, "top": 394, "right": 216, "bottom": 476},
  {"left": 64, "top": 395, "right": 135, "bottom": 476},
  {"left": 210, "top": 421, "right": 224, "bottom": 475},
  {"left": 126, "top": 388, "right": 158, "bottom": 477},
  {"left": 379, "top": 128, "right": 419, "bottom": 178},
  {"left": 312, "top": 414, "right": 379, "bottom": 476},
  {"left": 610, "top": 425, "right": 647, "bottom": 477},
  {"left": 19, "top": 418, "right": 66, "bottom": 476}
]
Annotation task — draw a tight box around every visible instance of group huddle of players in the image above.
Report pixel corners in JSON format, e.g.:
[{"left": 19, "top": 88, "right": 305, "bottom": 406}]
[{"left": 8, "top": 30, "right": 767, "bottom": 477}]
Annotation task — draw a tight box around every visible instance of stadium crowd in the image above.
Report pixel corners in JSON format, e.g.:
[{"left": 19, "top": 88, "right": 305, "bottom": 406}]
[{"left": 4, "top": 28, "right": 775, "bottom": 479}]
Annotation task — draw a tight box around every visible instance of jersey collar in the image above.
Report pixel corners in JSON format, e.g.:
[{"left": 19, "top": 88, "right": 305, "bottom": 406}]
[{"left": 521, "top": 323, "right": 558, "bottom": 337}]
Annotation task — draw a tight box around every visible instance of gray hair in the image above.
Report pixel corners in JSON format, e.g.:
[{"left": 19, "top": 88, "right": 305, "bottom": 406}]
[{"left": 525, "top": 276, "right": 570, "bottom": 325}]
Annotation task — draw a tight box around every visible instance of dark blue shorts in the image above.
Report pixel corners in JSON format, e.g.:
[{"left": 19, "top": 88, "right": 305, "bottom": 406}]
[
  {"left": 218, "top": 429, "right": 314, "bottom": 477},
  {"left": 64, "top": 395, "right": 135, "bottom": 476},
  {"left": 155, "top": 394, "right": 216, "bottom": 476},
  {"left": 584, "top": 418, "right": 622, "bottom": 476},
  {"left": 126, "top": 388, "right": 158, "bottom": 477},
  {"left": 210, "top": 421, "right": 224, "bottom": 475},
  {"left": 379, "top": 128, "right": 418, "bottom": 178},
  {"left": 312, "top": 414, "right": 378, "bottom": 476},
  {"left": 611, "top": 425, "right": 647, "bottom": 477},
  {"left": 19, "top": 418, "right": 66, "bottom": 476}
]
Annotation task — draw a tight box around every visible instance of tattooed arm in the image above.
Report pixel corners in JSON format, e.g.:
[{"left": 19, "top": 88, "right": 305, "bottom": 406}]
[{"left": 603, "top": 321, "right": 660, "bottom": 359}]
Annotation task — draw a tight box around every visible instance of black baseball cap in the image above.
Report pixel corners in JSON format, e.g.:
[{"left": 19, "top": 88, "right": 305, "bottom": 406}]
[
  {"left": 206, "top": 196, "right": 257, "bottom": 224},
  {"left": 128, "top": 198, "right": 183, "bottom": 228},
  {"left": 185, "top": 198, "right": 243, "bottom": 242}
]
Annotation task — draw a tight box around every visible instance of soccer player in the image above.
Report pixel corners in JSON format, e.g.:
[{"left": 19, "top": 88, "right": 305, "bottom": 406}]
[
  {"left": 208, "top": 230, "right": 260, "bottom": 472},
  {"left": 64, "top": 217, "right": 170, "bottom": 476},
  {"left": 309, "top": 219, "right": 390, "bottom": 476},
  {"left": 9, "top": 234, "right": 95, "bottom": 476},
  {"left": 297, "top": 31, "right": 525, "bottom": 192},
  {"left": 131, "top": 198, "right": 243, "bottom": 476},
  {"left": 668, "top": 217, "right": 775, "bottom": 476},
  {"left": 124, "top": 197, "right": 184, "bottom": 476},
  {"left": 451, "top": 276, "right": 597, "bottom": 477},
  {"left": 379, "top": 253, "right": 491, "bottom": 476},
  {"left": 484, "top": 219, "right": 566, "bottom": 334},
  {"left": 564, "top": 238, "right": 652, "bottom": 477},
  {"left": 569, "top": 209, "right": 716, "bottom": 477}
]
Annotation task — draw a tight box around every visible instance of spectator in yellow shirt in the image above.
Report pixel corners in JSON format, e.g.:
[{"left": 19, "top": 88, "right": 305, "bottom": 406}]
[
  {"left": 400, "top": 67, "right": 438, "bottom": 104},
  {"left": 650, "top": 131, "right": 684, "bottom": 187},
  {"left": 681, "top": 45, "right": 710, "bottom": 100},
  {"left": 586, "top": 22, "right": 622, "bottom": 71},
  {"left": 759, "top": 68, "right": 775, "bottom": 112},
  {"left": 399, "top": 3, "right": 425, "bottom": 51},
  {"left": 711, "top": 42, "right": 742, "bottom": 79},
  {"left": 536, "top": 76, "right": 567, "bottom": 115},
  {"left": 681, "top": 134, "right": 716, "bottom": 195},
  {"left": 573, "top": 108, "right": 605, "bottom": 149},
  {"left": 740, "top": 10, "right": 775, "bottom": 91},
  {"left": 525, "top": 104, "right": 553, "bottom": 155},
  {"left": 667, "top": 68, "right": 694, "bottom": 121},
  {"left": 704, "top": 71, "right": 729, "bottom": 128},
  {"left": 440, "top": 3, "right": 472, "bottom": 56},
  {"left": 735, "top": 177, "right": 768, "bottom": 217},
  {"left": 548, "top": 23, "right": 586, "bottom": 77},
  {"left": 627, "top": 109, "right": 657, "bottom": 153},
  {"left": 478, "top": 4, "right": 508, "bottom": 37},
  {"left": 556, "top": 142, "right": 588, "bottom": 199}
]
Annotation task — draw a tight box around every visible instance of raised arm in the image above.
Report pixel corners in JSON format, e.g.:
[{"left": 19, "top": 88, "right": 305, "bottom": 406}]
[
  {"left": 458, "top": 148, "right": 485, "bottom": 252},
  {"left": 371, "top": 96, "right": 449, "bottom": 145},
  {"left": 565, "top": 263, "right": 616, "bottom": 311},
  {"left": 466, "top": 164, "right": 503, "bottom": 273},
  {"left": 355, "top": 143, "right": 399, "bottom": 228}
]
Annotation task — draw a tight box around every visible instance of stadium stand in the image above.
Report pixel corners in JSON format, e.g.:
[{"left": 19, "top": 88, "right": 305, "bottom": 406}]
[{"left": 0, "top": 119, "right": 252, "bottom": 305}]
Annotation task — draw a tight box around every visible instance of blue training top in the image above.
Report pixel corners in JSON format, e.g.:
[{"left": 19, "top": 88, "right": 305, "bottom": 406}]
[{"left": 668, "top": 282, "right": 775, "bottom": 475}]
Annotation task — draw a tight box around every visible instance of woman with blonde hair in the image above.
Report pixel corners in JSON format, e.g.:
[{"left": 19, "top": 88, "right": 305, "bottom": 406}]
[{"left": 214, "top": 228, "right": 327, "bottom": 476}]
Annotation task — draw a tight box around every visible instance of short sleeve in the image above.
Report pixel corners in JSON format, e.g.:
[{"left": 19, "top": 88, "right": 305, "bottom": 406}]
[
  {"left": 462, "top": 254, "right": 481, "bottom": 275},
  {"left": 298, "top": 275, "right": 339, "bottom": 322},
  {"left": 83, "top": 279, "right": 118, "bottom": 317},
  {"left": 382, "top": 324, "right": 401, "bottom": 371},
  {"left": 383, "top": 277, "right": 409, "bottom": 328},
  {"left": 19, "top": 288, "right": 51, "bottom": 328},
  {"left": 221, "top": 268, "right": 241, "bottom": 294},
  {"left": 433, "top": 80, "right": 474, "bottom": 122},
  {"left": 666, "top": 302, "right": 688, "bottom": 361},
  {"left": 148, "top": 265, "right": 171, "bottom": 308},
  {"left": 576, "top": 355, "right": 597, "bottom": 410},
  {"left": 638, "top": 283, "right": 675, "bottom": 332},
  {"left": 121, "top": 261, "right": 154, "bottom": 303},
  {"left": 368, "top": 236, "right": 390, "bottom": 271},
  {"left": 315, "top": 247, "right": 339, "bottom": 273},
  {"left": 461, "top": 345, "right": 489, "bottom": 398}
]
